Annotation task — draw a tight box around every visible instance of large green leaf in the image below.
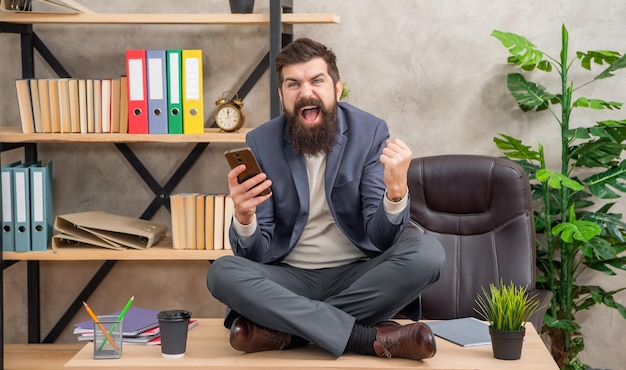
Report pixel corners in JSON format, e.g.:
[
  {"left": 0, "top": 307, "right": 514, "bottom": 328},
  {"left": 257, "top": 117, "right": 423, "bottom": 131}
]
[
  {"left": 584, "top": 160, "right": 626, "bottom": 198},
  {"left": 507, "top": 73, "right": 556, "bottom": 112},
  {"left": 582, "top": 210, "right": 626, "bottom": 242},
  {"left": 579, "top": 237, "right": 616, "bottom": 260},
  {"left": 584, "top": 286, "right": 626, "bottom": 319},
  {"left": 552, "top": 220, "right": 602, "bottom": 243},
  {"left": 576, "top": 50, "right": 622, "bottom": 70},
  {"left": 491, "top": 30, "right": 545, "bottom": 68},
  {"left": 493, "top": 134, "right": 540, "bottom": 161},
  {"left": 570, "top": 140, "right": 624, "bottom": 168},
  {"left": 544, "top": 314, "right": 581, "bottom": 331},
  {"left": 572, "top": 97, "right": 623, "bottom": 110},
  {"left": 595, "top": 53, "right": 626, "bottom": 80},
  {"left": 536, "top": 169, "right": 584, "bottom": 191}
]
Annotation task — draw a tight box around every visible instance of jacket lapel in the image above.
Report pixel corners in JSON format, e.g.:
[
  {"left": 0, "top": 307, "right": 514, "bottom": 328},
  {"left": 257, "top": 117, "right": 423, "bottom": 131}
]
[{"left": 325, "top": 108, "right": 348, "bottom": 199}]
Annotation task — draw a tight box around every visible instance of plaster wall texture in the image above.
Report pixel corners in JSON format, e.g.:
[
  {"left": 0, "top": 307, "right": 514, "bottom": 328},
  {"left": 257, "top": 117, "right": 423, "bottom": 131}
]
[{"left": 1, "top": 1, "right": 626, "bottom": 368}]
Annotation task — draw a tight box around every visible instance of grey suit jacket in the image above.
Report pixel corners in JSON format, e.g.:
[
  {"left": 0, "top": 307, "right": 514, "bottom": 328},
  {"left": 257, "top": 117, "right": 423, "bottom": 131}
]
[{"left": 228, "top": 102, "right": 411, "bottom": 263}]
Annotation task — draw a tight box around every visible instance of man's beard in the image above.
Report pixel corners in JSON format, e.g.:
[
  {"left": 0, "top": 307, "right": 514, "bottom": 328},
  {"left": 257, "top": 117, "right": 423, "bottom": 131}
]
[{"left": 286, "top": 98, "right": 338, "bottom": 156}]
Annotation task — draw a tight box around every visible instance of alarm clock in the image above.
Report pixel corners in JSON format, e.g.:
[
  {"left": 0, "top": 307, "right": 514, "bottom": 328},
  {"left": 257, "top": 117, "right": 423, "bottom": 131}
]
[{"left": 214, "top": 92, "right": 245, "bottom": 132}]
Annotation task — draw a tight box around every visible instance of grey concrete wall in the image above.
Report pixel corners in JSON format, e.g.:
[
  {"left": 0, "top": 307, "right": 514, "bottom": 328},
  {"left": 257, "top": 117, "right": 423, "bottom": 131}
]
[{"left": 2, "top": 0, "right": 626, "bottom": 368}]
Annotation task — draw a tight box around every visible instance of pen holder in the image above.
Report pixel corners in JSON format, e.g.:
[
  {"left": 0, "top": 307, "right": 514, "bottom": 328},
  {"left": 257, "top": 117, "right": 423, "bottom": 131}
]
[{"left": 93, "top": 315, "right": 123, "bottom": 359}]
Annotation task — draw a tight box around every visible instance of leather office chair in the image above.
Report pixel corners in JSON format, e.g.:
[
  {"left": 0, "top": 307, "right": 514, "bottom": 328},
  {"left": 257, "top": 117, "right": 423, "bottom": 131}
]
[{"left": 407, "top": 154, "right": 551, "bottom": 331}]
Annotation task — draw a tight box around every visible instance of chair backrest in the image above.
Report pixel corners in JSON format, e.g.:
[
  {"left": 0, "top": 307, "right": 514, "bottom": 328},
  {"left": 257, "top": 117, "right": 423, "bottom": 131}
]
[{"left": 408, "top": 154, "right": 536, "bottom": 320}]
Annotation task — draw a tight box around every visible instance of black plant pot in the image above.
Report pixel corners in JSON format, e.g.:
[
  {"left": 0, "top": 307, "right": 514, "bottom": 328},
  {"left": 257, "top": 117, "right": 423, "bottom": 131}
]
[
  {"left": 489, "top": 326, "right": 525, "bottom": 360},
  {"left": 229, "top": 0, "right": 255, "bottom": 14}
]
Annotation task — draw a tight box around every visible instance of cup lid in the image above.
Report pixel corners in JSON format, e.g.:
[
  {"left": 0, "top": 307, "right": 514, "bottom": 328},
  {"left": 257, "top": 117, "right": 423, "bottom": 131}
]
[{"left": 157, "top": 309, "right": 192, "bottom": 321}]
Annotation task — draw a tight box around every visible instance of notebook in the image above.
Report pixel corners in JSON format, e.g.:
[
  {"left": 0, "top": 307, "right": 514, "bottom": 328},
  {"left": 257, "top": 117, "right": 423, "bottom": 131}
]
[
  {"left": 425, "top": 317, "right": 491, "bottom": 347},
  {"left": 74, "top": 307, "right": 160, "bottom": 336}
]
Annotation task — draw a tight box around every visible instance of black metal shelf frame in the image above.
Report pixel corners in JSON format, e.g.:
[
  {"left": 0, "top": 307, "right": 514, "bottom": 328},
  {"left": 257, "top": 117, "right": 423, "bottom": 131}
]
[{"left": 0, "top": 0, "right": 294, "bottom": 364}]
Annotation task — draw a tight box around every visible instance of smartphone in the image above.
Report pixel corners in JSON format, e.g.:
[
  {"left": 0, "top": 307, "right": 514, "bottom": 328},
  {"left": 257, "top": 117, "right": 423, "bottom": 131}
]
[{"left": 224, "top": 147, "right": 271, "bottom": 196}]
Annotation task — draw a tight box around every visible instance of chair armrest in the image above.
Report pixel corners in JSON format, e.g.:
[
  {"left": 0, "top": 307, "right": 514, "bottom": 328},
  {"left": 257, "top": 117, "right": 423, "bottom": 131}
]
[{"left": 528, "top": 289, "right": 552, "bottom": 332}]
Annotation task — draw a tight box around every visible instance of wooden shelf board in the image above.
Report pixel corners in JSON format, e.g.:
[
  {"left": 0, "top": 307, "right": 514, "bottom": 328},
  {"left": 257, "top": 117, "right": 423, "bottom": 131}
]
[
  {"left": 3, "top": 239, "right": 234, "bottom": 261},
  {"left": 0, "top": 13, "right": 340, "bottom": 25},
  {"left": 0, "top": 126, "right": 250, "bottom": 143}
]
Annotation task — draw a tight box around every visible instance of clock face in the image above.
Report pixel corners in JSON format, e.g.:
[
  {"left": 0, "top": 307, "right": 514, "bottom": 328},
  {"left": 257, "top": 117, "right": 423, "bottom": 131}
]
[{"left": 216, "top": 104, "right": 242, "bottom": 131}]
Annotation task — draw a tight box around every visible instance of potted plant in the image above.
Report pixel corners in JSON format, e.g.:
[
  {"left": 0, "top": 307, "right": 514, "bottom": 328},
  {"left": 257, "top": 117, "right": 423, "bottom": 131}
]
[
  {"left": 475, "top": 279, "right": 542, "bottom": 360},
  {"left": 491, "top": 25, "right": 626, "bottom": 369}
]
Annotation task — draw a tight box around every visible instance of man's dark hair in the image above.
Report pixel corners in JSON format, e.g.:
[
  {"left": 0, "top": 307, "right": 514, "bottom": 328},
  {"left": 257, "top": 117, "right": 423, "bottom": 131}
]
[{"left": 274, "top": 38, "right": 341, "bottom": 88}]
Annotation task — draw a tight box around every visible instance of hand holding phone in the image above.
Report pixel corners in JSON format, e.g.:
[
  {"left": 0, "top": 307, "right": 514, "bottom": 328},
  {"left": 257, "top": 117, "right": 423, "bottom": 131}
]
[{"left": 224, "top": 147, "right": 271, "bottom": 196}]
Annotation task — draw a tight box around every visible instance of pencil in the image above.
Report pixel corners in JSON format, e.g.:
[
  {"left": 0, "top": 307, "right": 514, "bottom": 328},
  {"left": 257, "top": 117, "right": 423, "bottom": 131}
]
[
  {"left": 82, "top": 301, "right": 120, "bottom": 352},
  {"left": 98, "top": 295, "right": 134, "bottom": 350}
]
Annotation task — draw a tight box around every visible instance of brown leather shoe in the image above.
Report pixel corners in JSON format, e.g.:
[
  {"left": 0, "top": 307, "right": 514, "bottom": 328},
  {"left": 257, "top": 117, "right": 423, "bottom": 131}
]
[
  {"left": 373, "top": 322, "right": 437, "bottom": 360},
  {"left": 229, "top": 316, "right": 291, "bottom": 353}
]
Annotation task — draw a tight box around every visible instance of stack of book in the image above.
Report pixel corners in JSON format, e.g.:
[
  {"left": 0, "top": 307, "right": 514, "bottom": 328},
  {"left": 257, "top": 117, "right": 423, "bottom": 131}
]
[
  {"left": 169, "top": 193, "right": 234, "bottom": 250},
  {"left": 73, "top": 307, "right": 198, "bottom": 345},
  {"left": 15, "top": 77, "right": 128, "bottom": 134}
]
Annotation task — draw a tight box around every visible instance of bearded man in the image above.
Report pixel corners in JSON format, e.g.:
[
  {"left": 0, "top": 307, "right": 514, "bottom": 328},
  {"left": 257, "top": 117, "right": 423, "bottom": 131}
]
[{"left": 207, "top": 38, "right": 445, "bottom": 361}]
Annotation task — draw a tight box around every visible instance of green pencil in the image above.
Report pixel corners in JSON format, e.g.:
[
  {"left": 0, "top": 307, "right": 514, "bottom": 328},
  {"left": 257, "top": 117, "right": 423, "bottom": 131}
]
[{"left": 98, "top": 295, "right": 134, "bottom": 350}]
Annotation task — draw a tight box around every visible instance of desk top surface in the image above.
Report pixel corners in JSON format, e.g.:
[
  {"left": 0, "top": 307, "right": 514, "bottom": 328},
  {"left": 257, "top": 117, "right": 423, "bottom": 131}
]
[{"left": 64, "top": 318, "right": 558, "bottom": 369}]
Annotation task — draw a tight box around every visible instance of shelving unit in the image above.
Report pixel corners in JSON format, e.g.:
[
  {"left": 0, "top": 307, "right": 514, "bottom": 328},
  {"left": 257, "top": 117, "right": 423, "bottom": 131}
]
[
  {"left": 0, "top": 12, "right": 339, "bottom": 25},
  {"left": 0, "top": 126, "right": 250, "bottom": 143},
  {"left": 0, "top": 1, "right": 340, "bottom": 365},
  {"left": 3, "top": 238, "right": 233, "bottom": 261}
]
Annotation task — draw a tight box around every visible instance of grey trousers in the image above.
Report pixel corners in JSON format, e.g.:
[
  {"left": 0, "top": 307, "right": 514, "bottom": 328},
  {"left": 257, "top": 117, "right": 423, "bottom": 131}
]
[{"left": 206, "top": 234, "right": 445, "bottom": 357}]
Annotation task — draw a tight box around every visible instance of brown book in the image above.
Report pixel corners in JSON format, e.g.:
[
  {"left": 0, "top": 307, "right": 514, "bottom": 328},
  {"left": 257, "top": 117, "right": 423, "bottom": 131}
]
[
  {"left": 58, "top": 78, "right": 71, "bottom": 133},
  {"left": 110, "top": 78, "right": 121, "bottom": 133},
  {"left": 29, "top": 79, "right": 43, "bottom": 133},
  {"left": 38, "top": 79, "right": 52, "bottom": 133},
  {"left": 184, "top": 193, "right": 197, "bottom": 250},
  {"left": 68, "top": 78, "right": 80, "bottom": 133},
  {"left": 119, "top": 76, "right": 128, "bottom": 134},
  {"left": 195, "top": 194, "right": 206, "bottom": 250},
  {"left": 93, "top": 79, "right": 102, "bottom": 133},
  {"left": 204, "top": 194, "right": 215, "bottom": 250},
  {"left": 213, "top": 194, "right": 225, "bottom": 250},
  {"left": 78, "top": 79, "right": 88, "bottom": 133},
  {"left": 169, "top": 193, "right": 186, "bottom": 250},
  {"left": 86, "top": 79, "right": 94, "bottom": 133},
  {"left": 223, "top": 195, "right": 234, "bottom": 250},
  {"left": 48, "top": 79, "right": 61, "bottom": 133},
  {"left": 101, "top": 78, "right": 111, "bottom": 133},
  {"left": 15, "top": 79, "right": 35, "bottom": 134}
]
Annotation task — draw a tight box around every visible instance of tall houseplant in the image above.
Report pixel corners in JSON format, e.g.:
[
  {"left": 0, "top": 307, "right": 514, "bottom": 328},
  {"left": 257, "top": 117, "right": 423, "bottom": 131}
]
[{"left": 491, "top": 25, "right": 626, "bottom": 369}]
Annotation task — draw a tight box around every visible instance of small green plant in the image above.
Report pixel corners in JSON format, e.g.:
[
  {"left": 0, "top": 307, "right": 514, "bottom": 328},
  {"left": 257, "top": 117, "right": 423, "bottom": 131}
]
[{"left": 475, "top": 279, "right": 542, "bottom": 331}]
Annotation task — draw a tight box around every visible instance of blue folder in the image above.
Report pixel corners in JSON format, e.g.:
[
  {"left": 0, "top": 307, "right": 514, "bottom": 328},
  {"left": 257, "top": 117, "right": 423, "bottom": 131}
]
[
  {"left": 13, "top": 162, "right": 32, "bottom": 252},
  {"left": 146, "top": 49, "right": 168, "bottom": 134},
  {"left": 2, "top": 161, "right": 21, "bottom": 251},
  {"left": 30, "top": 161, "right": 53, "bottom": 251}
]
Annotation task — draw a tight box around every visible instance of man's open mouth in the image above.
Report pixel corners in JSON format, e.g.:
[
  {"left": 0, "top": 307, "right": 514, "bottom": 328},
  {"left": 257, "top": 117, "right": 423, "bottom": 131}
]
[{"left": 299, "top": 105, "right": 321, "bottom": 124}]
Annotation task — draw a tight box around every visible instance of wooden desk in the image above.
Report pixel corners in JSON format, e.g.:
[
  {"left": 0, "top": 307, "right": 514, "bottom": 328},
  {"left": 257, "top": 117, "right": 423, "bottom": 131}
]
[
  {"left": 5, "top": 344, "right": 84, "bottom": 370},
  {"left": 64, "top": 319, "right": 558, "bottom": 369}
]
